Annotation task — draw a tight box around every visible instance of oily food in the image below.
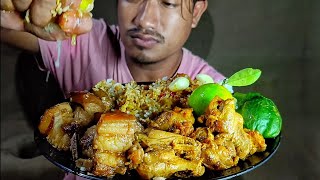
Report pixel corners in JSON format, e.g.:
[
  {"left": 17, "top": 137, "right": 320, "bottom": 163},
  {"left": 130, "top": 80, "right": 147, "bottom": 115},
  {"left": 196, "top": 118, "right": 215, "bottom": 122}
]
[
  {"left": 38, "top": 73, "right": 267, "bottom": 179},
  {"left": 1, "top": 0, "right": 94, "bottom": 44}
]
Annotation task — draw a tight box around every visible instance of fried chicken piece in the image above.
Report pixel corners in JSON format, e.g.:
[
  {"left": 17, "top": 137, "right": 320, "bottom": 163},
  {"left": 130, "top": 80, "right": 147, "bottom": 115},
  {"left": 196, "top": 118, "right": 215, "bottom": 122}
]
[
  {"left": 137, "top": 149, "right": 204, "bottom": 179},
  {"left": 92, "top": 111, "right": 143, "bottom": 177},
  {"left": 195, "top": 97, "right": 267, "bottom": 170},
  {"left": 245, "top": 128, "right": 268, "bottom": 153},
  {"left": 190, "top": 128, "right": 239, "bottom": 170},
  {"left": 128, "top": 129, "right": 205, "bottom": 179},
  {"left": 38, "top": 102, "right": 74, "bottom": 151},
  {"left": 149, "top": 107, "right": 195, "bottom": 136}
]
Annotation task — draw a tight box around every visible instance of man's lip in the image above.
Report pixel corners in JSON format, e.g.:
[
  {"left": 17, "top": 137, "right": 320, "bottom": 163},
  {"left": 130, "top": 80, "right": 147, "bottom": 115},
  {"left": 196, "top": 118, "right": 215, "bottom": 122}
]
[
  {"left": 130, "top": 34, "right": 160, "bottom": 49},
  {"left": 130, "top": 33, "right": 161, "bottom": 43}
]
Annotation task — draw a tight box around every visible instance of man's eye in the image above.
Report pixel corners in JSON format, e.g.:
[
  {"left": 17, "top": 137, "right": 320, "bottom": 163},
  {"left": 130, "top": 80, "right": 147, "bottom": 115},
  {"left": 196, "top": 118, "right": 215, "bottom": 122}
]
[
  {"left": 162, "top": 1, "right": 178, "bottom": 8},
  {"left": 126, "top": 0, "right": 142, "bottom": 3}
]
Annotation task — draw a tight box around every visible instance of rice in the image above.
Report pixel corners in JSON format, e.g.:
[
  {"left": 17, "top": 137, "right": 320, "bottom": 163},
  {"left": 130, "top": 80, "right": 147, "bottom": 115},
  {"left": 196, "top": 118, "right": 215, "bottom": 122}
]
[{"left": 92, "top": 74, "right": 201, "bottom": 123}]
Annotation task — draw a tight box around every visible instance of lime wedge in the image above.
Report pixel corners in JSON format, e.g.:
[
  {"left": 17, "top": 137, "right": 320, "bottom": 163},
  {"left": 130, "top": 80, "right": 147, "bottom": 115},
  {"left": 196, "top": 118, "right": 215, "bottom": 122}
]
[{"left": 188, "top": 83, "right": 233, "bottom": 116}]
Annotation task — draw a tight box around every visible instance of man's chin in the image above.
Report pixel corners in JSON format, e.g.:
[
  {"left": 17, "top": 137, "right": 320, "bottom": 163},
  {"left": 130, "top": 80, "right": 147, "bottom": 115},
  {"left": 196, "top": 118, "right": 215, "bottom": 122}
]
[
  {"left": 128, "top": 51, "right": 159, "bottom": 65},
  {"left": 132, "top": 56, "right": 157, "bottom": 65}
]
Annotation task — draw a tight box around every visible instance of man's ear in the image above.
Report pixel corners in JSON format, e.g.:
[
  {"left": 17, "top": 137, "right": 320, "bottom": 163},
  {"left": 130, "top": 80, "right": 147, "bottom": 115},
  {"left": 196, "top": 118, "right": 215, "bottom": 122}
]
[{"left": 191, "top": 0, "right": 208, "bottom": 28}]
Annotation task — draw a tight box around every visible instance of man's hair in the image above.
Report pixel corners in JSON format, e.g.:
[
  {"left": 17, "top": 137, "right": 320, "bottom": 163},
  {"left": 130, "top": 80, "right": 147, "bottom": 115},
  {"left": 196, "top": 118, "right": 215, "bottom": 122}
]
[
  {"left": 127, "top": 0, "right": 203, "bottom": 19},
  {"left": 116, "top": 0, "right": 205, "bottom": 17}
]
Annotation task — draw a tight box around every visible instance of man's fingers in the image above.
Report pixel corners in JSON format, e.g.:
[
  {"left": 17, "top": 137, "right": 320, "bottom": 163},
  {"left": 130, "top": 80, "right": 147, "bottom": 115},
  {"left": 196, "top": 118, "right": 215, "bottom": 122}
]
[
  {"left": 1, "top": 10, "right": 24, "bottom": 31},
  {"left": 1, "top": 0, "right": 15, "bottom": 11},
  {"left": 12, "top": 0, "right": 33, "bottom": 12},
  {"left": 29, "top": 0, "right": 56, "bottom": 27},
  {"left": 24, "top": 22, "right": 54, "bottom": 41},
  {"left": 44, "top": 23, "right": 70, "bottom": 40},
  {"left": 1, "top": 0, "right": 94, "bottom": 40},
  {"left": 24, "top": 21, "right": 69, "bottom": 41}
]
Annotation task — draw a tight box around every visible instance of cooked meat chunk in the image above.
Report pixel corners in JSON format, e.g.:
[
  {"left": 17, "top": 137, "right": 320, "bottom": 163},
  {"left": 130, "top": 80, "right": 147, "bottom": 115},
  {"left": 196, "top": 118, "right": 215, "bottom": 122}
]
[
  {"left": 149, "top": 107, "right": 195, "bottom": 136},
  {"left": 92, "top": 111, "right": 143, "bottom": 177},
  {"left": 70, "top": 92, "right": 105, "bottom": 115},
  {"left": 80, "top": 125, "right": 96, "bottom": 158},
  {"left": 38, "top": 102, "right": 74, "bottom": 151},
  {"left": 194, "top": 97, "right": 267, "bottom": 170},
  {"left": 128, "top": 129, "right": 205, "bottom": 179}
]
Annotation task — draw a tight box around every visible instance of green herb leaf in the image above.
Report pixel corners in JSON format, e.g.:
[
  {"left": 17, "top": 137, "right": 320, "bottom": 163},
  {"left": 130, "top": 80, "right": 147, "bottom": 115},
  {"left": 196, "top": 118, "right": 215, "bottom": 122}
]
[{"left": 225, "top": 68, "right": 261, "bottom": 86}]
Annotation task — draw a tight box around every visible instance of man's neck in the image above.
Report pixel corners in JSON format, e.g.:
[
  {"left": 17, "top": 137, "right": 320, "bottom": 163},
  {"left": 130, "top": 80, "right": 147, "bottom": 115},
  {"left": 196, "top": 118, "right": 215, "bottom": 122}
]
[{"left": 126, "top": 50, "right": 183, "bottom": 82}]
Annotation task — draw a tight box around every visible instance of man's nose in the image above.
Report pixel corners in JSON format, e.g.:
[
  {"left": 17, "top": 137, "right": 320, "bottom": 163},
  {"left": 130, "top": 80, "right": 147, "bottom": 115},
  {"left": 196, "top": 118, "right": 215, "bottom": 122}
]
[{"left": 134, "top": 0, "right": 160, "bottom": 30}]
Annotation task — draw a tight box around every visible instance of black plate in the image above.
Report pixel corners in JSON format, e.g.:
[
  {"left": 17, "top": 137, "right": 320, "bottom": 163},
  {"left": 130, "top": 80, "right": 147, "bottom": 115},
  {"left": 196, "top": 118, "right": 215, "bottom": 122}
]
[{"left": 34, "top": 130, "right": 281, "bottom": 180}]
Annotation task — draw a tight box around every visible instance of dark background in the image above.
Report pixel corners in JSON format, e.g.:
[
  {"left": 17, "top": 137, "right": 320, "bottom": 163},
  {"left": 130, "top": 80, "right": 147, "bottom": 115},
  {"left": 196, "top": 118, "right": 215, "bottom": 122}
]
[{"left": 1, "top": 0, "right": 319, "bottom": 179}]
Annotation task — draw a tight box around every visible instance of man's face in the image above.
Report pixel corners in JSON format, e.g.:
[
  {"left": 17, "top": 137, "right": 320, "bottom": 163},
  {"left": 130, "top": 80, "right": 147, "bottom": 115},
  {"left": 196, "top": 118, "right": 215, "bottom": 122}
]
[{"left": 118, "top": 0, "right": 196, "bottom": 64}]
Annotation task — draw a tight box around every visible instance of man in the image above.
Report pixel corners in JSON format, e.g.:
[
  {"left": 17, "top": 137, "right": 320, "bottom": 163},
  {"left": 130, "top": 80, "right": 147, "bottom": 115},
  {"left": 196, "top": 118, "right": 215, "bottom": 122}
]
[
  {"left": 1, "top": 0, "right": 224, "bottom": 179},
  {"left": 1, "top": 0, "right": 224, "bottom": 97}
]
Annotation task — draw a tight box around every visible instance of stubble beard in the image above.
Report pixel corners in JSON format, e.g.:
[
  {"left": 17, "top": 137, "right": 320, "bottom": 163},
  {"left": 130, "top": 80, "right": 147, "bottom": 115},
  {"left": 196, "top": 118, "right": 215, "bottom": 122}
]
[{"left": 130, "top": 51, "right": 160, "bottom": 65}]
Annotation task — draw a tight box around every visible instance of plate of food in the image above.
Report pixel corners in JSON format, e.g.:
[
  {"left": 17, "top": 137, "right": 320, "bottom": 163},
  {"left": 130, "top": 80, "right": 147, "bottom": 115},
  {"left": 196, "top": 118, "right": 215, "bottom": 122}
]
[{"left": 34, "top": 68, "right": 282, "bottom": 180}]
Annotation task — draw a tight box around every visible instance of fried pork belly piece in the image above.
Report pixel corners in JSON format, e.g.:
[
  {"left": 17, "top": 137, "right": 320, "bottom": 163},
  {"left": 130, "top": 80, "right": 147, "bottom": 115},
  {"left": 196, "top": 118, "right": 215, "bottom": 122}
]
[
  {"left": 73, "top": 106, "right": 94, "bottom": 127},
  {"left": 62, "top": 106, "right": 95, "bottom": 136},
  {"left": 70, "top": 92, "right": 105, "bottom": 115},
  {"left": 149, "top": 107, "right": 195, "bottom": 136},
  {"left": 92, "top": 89, "right": 116, "bottom": 111},
  {"left": 60, "top": 92, "right": 106, "bottom": 136},
  {"left": 94, "top": 151, "right": 127, "bottom": 176},
  {"left": 195, "top": 97, "right": 267, "bottom": 170},
  {"left": 93, "top": 111, "right": 143, "bottom": 177},
  {"left": 128, "top": 129, "right": 205, "bottom": 179},
  {"left": 38, "top": 102, "right": 74, "bottom": 151}
]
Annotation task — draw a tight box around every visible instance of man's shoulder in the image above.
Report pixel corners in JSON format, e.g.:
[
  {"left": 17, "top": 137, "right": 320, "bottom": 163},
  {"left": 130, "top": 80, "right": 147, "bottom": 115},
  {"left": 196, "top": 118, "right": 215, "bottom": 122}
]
[
  {"left": 180, "top": 48, "right": 225, "bottom": 82},
  {"left": 182, "top": 48, "right": 207, "bottom": 64}
]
